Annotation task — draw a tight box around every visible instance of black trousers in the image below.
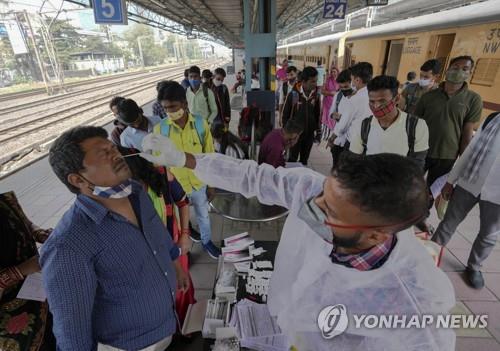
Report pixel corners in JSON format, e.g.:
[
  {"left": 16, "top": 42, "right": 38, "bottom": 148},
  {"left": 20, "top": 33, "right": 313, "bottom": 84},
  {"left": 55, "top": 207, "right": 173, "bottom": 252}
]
[
  {"left": 288, "top": 132, "right": 314, "bottom": 165},
  {"left": 424, "top": 157, "right": 456, "bottom": 188}
]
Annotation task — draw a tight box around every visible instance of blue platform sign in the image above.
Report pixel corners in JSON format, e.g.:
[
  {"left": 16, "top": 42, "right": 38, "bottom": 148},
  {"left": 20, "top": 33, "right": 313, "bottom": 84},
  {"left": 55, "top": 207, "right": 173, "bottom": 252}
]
[
  {"left": 93, "top": 0, "right": 128, "bottom": 25},
  {"left": 323, "top": 0, "right": 347, "bottom": 19}
]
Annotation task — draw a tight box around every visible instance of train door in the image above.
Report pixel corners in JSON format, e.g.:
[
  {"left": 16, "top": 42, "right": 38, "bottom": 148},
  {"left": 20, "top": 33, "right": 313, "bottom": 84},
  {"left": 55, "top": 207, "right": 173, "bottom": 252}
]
[
  {"left": 428, "top": 33, "right": 456, "bottom": 78},
  {"left": 383, "top": 39, "right": 404, "bottom": 76}
]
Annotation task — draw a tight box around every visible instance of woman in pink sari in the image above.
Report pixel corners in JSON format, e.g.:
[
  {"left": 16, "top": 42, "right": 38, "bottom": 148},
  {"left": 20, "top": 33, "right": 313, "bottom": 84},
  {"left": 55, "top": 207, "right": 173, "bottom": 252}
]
[{"left": 321, "top": 65, "right": 340, "bottom": 140}]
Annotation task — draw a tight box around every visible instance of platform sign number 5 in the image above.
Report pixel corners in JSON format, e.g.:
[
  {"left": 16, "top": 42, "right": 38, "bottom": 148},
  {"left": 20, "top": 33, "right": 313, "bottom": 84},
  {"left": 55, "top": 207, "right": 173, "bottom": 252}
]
[
  {"left": 93, "top": 0, "right": 128, "bottom": 25},
  {"left": 323, "top": 0, "right": 347, "bottom": 20}
]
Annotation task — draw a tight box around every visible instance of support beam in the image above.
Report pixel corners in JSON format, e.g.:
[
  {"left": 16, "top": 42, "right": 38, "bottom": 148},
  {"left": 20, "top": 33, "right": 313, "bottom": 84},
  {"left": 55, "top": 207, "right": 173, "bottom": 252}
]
[{"left": 243, "top": 0, "right": 276, "bottom": 158}]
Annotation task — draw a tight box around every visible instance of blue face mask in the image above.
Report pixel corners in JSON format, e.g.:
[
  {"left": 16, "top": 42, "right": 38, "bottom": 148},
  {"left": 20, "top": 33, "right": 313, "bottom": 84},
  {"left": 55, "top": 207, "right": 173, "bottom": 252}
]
[{"left": 189, "top": 79, "right": 201, "bottom": 88}]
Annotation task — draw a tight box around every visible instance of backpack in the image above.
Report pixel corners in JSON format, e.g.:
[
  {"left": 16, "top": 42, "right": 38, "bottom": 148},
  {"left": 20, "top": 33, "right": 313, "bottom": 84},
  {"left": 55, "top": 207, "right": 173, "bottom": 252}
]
[
  {"left": 155, "top": 114, "right": 207, "bottom": 152},
  {"left": 361, "top": 114, "right": 419, "bottom": 156},
  {"left": 482, "top": 112, "right": 499, "bottom": 130},
  {"left": 282, "top": 82, "right": 289, "bottom": 97},
  {"left": 238, "top": 106, "right": 259, "bottom": 143},
  {"left": 403, "top": 83, "right": 419, "bottom": 113},
  {"left": 333, "top": 92, "right": 343, "bottom": 113},
  {"left": 238, "top": 105, "right": 273, "bottom": 145},
  {"left": 201, "top": 83, "right": 212, "bottom": 115}
]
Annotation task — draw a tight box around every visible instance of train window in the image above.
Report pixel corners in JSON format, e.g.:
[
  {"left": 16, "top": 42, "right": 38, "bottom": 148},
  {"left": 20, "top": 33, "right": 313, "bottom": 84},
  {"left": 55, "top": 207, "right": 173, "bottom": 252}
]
[{"left": 471, "top": 58, "right": 500, "bottom": 86}]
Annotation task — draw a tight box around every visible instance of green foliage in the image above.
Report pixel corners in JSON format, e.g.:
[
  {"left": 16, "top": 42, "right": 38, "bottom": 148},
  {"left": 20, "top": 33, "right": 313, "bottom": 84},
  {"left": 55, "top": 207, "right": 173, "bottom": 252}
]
[
  {"left": 0, "top": 37, "right": 15, "bottom": 68},
  {"left": 81, "top": 36, "right": 122, "bottom": 56},
  {"left": 39, "top": 18, "right": 83, "bottom": 66},
  {"left": 123, "top": 24, "right": 168, "bottom": 66}
]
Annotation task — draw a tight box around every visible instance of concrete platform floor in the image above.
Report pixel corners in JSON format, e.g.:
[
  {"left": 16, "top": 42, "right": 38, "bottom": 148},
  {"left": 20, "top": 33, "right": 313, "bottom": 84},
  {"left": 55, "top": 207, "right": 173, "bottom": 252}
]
[{"left": 0, "top": 70, "right": 498, "bottom": 349}]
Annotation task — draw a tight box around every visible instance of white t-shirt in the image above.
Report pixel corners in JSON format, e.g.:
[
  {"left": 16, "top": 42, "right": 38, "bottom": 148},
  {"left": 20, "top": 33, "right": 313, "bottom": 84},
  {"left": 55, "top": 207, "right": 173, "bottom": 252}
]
[
  {"left": 349, "top": 110, "right": 429, "bottom": 155},
  {"left": 448, "top": 116, "right": 500, "bottom": 205},
  {"left": 338, "top": 86, "right": 372, "bottom": 143},
  {"left": 330, "top": 92, "right": 353, "bottom": 146}
]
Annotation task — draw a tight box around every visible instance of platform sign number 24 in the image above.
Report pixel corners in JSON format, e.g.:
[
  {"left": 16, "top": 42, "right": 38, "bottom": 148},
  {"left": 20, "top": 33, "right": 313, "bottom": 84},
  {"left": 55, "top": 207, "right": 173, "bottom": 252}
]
[
  {"left": 323, "top": 0, "right": 347, "bottom": 20},
  {"left": 93, "top": 0, "right": 128, "bottom": 25}
]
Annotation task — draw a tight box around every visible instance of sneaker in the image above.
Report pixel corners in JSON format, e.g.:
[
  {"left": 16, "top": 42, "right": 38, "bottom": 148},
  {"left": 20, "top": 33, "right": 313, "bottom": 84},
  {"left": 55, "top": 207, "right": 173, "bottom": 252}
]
[
  {"left": 189, "top": 222, "right": 201, "bottom": 242},
  {"left": 465, "top": 268, "right": 484, "bottom": 289},
  {"left": 202, "top": 241, "right": 221, "bottom": 259}
]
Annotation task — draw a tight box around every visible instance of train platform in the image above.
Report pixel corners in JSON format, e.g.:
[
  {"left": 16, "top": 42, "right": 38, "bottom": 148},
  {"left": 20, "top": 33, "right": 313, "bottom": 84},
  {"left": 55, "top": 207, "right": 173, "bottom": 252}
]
[{"left": 0, "top": 91, "right": 499, "bottom": 350}]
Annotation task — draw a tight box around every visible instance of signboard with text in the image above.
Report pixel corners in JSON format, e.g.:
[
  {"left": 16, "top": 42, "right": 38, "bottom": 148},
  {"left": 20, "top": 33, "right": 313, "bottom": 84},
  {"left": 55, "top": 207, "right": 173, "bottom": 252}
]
[
  {"left": 93, "top": 0, "right": 128, "bottom": 25},
  {"left": 323, "top": 0, "right": 347, "bottom": 20}
]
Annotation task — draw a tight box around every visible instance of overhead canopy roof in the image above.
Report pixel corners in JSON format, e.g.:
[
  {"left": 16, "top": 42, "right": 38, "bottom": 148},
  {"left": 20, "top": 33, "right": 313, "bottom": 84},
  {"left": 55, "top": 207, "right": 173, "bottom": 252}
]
[
  {"left": 132, "top": 0, "right": 291, "bottom": 47},
  {"left": 125, "top": 0, "right": 491, "bottom": 47}
]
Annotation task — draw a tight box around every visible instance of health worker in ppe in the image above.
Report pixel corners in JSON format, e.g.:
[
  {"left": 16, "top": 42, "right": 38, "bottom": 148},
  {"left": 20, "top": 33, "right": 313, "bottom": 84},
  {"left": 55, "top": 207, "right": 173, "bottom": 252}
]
[{"left": 139, "top": 134, "right": 456, "bottom": 351}]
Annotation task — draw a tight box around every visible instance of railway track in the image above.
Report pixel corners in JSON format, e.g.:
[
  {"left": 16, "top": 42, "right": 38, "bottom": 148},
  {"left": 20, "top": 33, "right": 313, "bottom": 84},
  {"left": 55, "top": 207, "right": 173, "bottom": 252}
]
[
  {"left": 0, "top": 63, "right": 200, "bottom": 116},
  {"left": 0, "top": 64, "right": 189, "bottom": 124},
  {"left": 0, "top": 60, "right": 226, "bottom": 179},
  {"left": 0, "top": 62, "right": 194, "bottom": 105}
]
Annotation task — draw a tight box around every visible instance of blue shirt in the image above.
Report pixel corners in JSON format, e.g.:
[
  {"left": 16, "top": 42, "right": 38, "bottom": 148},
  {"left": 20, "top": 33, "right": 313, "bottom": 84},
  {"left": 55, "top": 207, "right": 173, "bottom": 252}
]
[
  {"left": 119, "top": 115, "right": 161, "bottom": 151},
  {"left": 40, "top": 189, "right": 180, "bottom": 351}
]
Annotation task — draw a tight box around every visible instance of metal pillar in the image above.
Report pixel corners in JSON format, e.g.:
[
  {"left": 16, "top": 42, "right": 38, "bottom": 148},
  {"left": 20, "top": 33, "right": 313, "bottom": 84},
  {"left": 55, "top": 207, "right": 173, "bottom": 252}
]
[{"left": 243, "top": 0, "right": 276, "bottom": 159}]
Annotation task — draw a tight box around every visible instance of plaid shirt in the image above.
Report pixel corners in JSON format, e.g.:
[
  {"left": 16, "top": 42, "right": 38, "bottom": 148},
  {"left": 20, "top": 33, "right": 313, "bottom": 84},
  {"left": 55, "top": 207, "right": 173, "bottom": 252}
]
[
  {"left": 152, "top": 101, "right": 167, "bottom": 119},
  {"left": 330, "top": 235, "right": 397, "bottom": 271}
]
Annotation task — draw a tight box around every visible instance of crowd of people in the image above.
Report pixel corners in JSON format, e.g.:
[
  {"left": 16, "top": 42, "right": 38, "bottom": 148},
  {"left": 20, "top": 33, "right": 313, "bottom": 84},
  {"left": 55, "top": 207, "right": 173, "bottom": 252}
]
[
  {"left": 274, "top": 55, "right": 498, "bottom": 291},
  {"left": 1, "top": 56, "right": 499, "bottom": 351}
]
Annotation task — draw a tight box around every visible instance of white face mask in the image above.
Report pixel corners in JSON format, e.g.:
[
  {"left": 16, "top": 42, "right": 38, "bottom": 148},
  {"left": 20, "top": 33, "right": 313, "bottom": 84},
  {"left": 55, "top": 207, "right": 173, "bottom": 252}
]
[
  {"left": 91, "top": 178, "right": 134, "bottom": 199},
  {"left": 202, "top": 78, "right": 207, "bottom": 83},
  {"left": 213, "top": 79, "right": 223, "bottom": 87},
  {"left": 418, "top": 78, "right": 432, "bottom": 87},
  {"left": 168, "top": 108, "right": 185, "bottom": 121}
]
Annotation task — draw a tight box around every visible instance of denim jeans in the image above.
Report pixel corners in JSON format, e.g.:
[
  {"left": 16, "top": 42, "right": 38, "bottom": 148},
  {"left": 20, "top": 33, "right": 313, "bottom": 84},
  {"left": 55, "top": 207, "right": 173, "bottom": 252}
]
[{"left": 188, "top": 185, "right": 212, "bottom": 244}]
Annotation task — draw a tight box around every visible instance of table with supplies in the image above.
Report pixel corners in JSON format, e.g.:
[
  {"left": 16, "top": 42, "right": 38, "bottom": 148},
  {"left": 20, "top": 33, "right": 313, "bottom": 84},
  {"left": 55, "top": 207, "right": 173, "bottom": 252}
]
[{"left": 179, "top": 238, "right": 285, "bottom": 351}]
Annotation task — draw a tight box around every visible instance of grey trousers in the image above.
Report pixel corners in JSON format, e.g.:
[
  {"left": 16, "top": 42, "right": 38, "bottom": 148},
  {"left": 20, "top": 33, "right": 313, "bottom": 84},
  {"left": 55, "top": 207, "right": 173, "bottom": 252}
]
[{"left": 432, "top": 186, "right": 500, "bottom": 270}]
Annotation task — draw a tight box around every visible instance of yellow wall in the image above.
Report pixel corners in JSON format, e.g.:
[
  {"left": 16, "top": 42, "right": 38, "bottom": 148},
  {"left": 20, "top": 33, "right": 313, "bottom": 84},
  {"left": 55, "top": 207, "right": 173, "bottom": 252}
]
[{"left": 345, "top": 37, "right": 387, "bottom": 75}]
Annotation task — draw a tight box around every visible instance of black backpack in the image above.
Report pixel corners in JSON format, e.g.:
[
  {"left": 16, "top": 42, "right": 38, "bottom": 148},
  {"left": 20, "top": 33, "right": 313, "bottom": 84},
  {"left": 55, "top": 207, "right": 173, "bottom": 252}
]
[
  {"left": 361, "top": 114, "right": 419, "bottom": 156},
  {"left": 282, "top": 82, "right": 289, "bottom": 98},
  {"left": 201, "top": 83, "right": 212, "bottom": 115},
  {"left": 482, "top": 112, "right": 499, "bottom": 130}
]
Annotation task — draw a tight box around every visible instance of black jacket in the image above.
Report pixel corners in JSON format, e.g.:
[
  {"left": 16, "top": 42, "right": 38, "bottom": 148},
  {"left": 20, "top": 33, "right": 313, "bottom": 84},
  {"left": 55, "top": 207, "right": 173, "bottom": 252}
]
[
  {"left": 282, "top": 83, "right": 321, "bottom": 134},
  {"left": 213, "top": 84, "right": 231, "bottom": 123}
]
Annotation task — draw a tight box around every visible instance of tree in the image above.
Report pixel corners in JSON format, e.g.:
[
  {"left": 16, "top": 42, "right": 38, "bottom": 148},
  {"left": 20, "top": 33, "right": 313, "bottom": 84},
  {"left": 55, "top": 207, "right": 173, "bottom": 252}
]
[
  {"left": 38, "top": 18, "right": 83, "bottom": 67},
  {"left": 0, "top": 37, "right": 15, "bottom": 69},
  {"left": 82, "top": 35, "right": 122, "bottom": 56},
  {"left": 123, "top": 24, "right": 168, "bottom": 66}
]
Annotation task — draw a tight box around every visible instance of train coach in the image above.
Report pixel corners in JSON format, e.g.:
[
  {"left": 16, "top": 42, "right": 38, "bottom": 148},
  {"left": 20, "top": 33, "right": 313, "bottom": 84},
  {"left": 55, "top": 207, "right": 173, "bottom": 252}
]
[{"left": 277, "top": 0, "right": 500, "bottom": 118}]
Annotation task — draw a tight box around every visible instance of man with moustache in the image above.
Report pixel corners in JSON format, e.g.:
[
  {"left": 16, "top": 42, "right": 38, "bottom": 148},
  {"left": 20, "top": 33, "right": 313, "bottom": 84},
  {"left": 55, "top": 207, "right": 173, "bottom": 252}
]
[{"left": 41, "top": 126, "right": 188, "bottom": 351}]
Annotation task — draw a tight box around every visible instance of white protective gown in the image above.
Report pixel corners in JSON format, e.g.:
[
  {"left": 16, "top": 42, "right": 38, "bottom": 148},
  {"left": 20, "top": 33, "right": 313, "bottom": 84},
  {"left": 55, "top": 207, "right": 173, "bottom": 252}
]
[{"left": 194, "top": 153, "right": 456, "bottom": 351}]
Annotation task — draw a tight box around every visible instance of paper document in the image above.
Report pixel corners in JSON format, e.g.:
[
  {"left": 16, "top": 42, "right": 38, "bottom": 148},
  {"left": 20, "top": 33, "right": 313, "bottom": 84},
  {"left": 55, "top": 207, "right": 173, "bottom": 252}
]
[
  {"left": 430, "top": 173, "right": 449, "bottom": 199},
  {"left": 17, "top": 272, "right": 46, "bottom": 301},
  {"left": 228, "top": 299, "right": 289, "bottom": 351}
]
